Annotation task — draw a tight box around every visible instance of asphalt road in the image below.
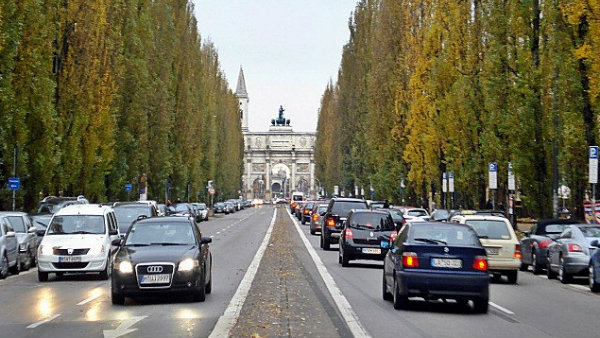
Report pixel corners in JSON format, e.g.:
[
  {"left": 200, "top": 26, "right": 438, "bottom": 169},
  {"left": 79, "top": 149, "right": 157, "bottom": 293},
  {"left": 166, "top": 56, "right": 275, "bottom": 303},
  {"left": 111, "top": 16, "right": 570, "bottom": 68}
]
[
  {"left": 291, "top": 210, "right": 600, "bottom": 338},
  {"left": 0, "top": 206, "right": 274, "bottom": 338}
]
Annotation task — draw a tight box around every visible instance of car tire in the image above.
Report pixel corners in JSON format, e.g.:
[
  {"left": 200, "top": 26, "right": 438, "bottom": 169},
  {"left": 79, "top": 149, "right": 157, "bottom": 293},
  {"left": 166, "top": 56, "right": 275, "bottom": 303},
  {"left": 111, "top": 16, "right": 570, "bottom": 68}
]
[
  {"left": 506, "top": 270, "right": 518, "bottom": 284},
  {"left": 38, "top": 270, "right": 48, "bottom": 282},
  {"left": 310, "top": 229, "right": 316, "bottom": 235},
  {"left": 341, "top": 245, "right": 350, "bottom": 267},
  {"left": 21, "top": 250, "right": 32, "bottom": 271},
  {"left": 31, "top": 249, "right": 37, "bottom": 267},
  {"left": 322, "top": 232, "right": 330, "bottom": 251},
  {"left": 473, "top": 297, "right": 489, "bottom": 314},
  {"left": 531, "top": 251, "right": 543, "bottom": 275},
  {"left": 205, "top": 262, "right": 212, "bottom": 294},
  {"left": 111, "top": 290, "right": 125, "bottom": 305},
  {"left": 382, "top": 269, "right": 393, "bottom": 301},
  {"left": 392, "top": 277, "right": 409, "bottom": 310},
  {"left": 301, "top": 218, "right": 306, "bottom": 225},
  {"left": 99, "top": 259, "right": 110, "bottom": 280},
  {"left": 519, "top": 262, "right": 528, "bottom": 271},
  {"left": 9, "top": 255, "right": 20, "bottom": 275},
  {"left": 547, "top": 261, "right": 557, "bottom": 279},
  {"left": 558, "top": 257, "right": 572, "bottom": 284},
  {"left": 0, "top": 255, "right": 8, "bottom": 279},
  {"left": 589, "top": 264, "right": 600, "bottom": 292},
  {"left": 193, "top": 268, "right": 207, "bottom": 302}
]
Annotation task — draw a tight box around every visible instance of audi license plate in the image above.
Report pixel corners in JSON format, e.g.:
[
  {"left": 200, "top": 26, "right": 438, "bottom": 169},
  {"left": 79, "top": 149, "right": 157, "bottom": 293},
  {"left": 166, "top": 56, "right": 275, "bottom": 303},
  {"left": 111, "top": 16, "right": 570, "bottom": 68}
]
[
  {"left": 140, "top": 274, "right": 170, "bottom": 284},
  {"left": 58, "top": 256, "right": 81, "bottom": 263},
  {"left": 485, "top": 248, "right": 499, "bottom": 255},
  {"left": 362, "top": 248, "right": 381, "bottom": 254},
  {"left": 431, "top": 258, "right": 462, "bottom": 269}
]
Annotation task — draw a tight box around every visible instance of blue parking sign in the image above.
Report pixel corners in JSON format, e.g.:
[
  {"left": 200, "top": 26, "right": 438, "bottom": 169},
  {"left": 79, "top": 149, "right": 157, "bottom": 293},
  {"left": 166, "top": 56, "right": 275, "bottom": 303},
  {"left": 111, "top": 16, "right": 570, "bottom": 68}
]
[
  {"left": 8, "top": 177, "right": 20, "bottom": 190},
  {"left": 125, "top": 184, "right": 133, "bottom": 192}
]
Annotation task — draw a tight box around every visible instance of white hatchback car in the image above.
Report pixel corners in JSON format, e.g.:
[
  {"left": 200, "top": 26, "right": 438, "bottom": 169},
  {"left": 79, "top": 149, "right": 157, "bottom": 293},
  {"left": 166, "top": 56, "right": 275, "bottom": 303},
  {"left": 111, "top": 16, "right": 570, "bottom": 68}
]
[
  {"left": 37, "top": 205, "right": 121, "bottom": 281},
  {"left": 451, "top": 215, "right": 521, "bottom": 283}
]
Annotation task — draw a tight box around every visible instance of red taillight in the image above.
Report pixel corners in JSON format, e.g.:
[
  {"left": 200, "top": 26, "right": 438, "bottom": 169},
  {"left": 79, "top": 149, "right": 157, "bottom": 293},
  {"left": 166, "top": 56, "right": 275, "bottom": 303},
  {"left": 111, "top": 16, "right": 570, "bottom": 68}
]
[
  {"left": 291, "top": 202, "right": 295, "bottom": 209},
  {"left": 313, "top": 214, "right": 319, "bottom": 221},
  {"left": 390, "top": 230, "right": 398, "bottom": 241},
  {"left": 514, "top": 244, "right": 522, "bottom": 259},
  {"left": 473, "top": 256, "right": 488, "bottom": 271},
  {"left": 568, "top": 243, "right": 583, "bottom": 252},
  {"left": 538, "top": 239, "right": 552, "bottom": 249},
  {"left": 402, "top": 252, "right": 419, "bottom": 268},
  {"left": 327, "top": 218, "right": 335, "bottom": 227},
  {"left": 304, "top": 209, "right": 309, "bottom": 215},
  {"left": 344, "top": 228, "right": 354, "bottom": 239}
]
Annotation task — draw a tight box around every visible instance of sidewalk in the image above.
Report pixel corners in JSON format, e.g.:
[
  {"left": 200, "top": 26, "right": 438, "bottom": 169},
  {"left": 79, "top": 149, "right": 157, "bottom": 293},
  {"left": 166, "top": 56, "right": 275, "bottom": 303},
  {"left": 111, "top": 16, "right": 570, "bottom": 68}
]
[{"left": 230, "top": 206, "right": 350, "bottom": 338}]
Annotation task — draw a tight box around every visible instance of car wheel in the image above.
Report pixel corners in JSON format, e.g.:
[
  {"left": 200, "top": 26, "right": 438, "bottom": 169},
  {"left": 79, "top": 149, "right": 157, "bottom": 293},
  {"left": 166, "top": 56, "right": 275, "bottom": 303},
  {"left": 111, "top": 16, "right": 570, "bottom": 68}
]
[
  {"left": 319, "top": 233, "right": 324, "bottom": 248},
  {"left": 341, "top": 245, "right": 350, "bottom": 267},
  {"left": 491, "top": 274, "right": 501, "bottom": 283},
  {"left": 38, "top": 270, "right": 48, "bottom": 282},
  {"left": 21, "top": 250, "right": 32, "bottom": 271},
  {"left": 310, "top": 229, "right": 316, "bottom": 235},
  {"left": 531, "top": 251, "right": 543, "bottom": 275},
  {"left": 382, "top": 269, "right": 393, "bottom": 301},
  {"left": 519, "top": 262, "right": 528, "bottom": 271},
  {"left": 473, "top": 297, "right": 489, "bottom": 314},
  {"left": 301, "top": 218, "right": 306, "bottom": 225},
  {"left": 9, "top": 255, "right": 20, "bottom": 275},
  {"left": 392, "top": 277, "right": 409, "bottom": 310},
  {"left": 31, "top": 249, "right": 37, "bottom": 267},
  {"left": 98, "top": 259, "right": 110, "bottom": 280},
  {"left": 205, "top": 262, "right": 212, "bottom": 294},
  {"left": 338, "top": 246, "right": 342, "bottom": 264},
  {"left": 0, "top": 255, "right": 8, "bottom": 279},
  {"left": 590, "top": 264, "right": 600, "bottom": 292},
  {"left": 193, "top": 267, "right": 207, "bottom": 302},
  {"left": 506, "top": 270, "right": 518, "bottom": 284},
  {"left": 558, "top": 256, "right": 572, "bottom": 284},
  {"left": 111, "top": 290, "right": 125, "bottom": 305},
  {"left": 322, "top": 233, "right": 330, "bottom": 251},
  {"left": 547, "top": 261, "right": 557, "bottom": 279}
]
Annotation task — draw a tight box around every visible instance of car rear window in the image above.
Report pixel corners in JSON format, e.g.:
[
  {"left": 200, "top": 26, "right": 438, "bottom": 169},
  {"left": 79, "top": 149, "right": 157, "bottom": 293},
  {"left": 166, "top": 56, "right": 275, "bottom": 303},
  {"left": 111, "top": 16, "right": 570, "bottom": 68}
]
[
  {"left": 331, "top": 201, "right": 368, "bottom": 217},
  {"left": 579, "top": 226, "right": 600, "bottom": 238},
  {"left": 542, "top": 224, "right": 569, "bottom": 234},
  {"left": 349, "top": 213, "right": 395, "bottom": 231},
  {"left": 465, "top": 220, "right": 511, "bottom": 240},
  {"left": 407, "top": 209, "right": 428, "bottom": 217},
  {"left": 410, "top": 224, "right": 480, "bottom": 246},
  {"left": 387, "top": 210, "right": 404, "bottom": 221}
]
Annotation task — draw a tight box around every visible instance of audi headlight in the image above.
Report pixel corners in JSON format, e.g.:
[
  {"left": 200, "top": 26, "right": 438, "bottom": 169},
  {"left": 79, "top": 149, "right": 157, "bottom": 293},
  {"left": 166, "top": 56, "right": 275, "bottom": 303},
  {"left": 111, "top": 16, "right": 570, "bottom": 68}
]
[
  {"left": 39, "top": 245, "right": 53, "bottom": 256},
  {"left": 88, "top": 245, "right": 105, "bottom": 256},
  {"left": 117, "top": 261, "right": 133, "bottom": 274},
  {"left": 178, "top": 258, "right": 198, "bottom": 272}
]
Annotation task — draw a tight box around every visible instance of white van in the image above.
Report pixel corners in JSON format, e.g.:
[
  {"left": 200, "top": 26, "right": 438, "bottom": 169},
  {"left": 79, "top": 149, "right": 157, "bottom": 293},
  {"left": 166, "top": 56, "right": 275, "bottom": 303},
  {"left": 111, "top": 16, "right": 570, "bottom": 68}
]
[
  {"left": 451, "top": 215, "right": 521, "bottom": 283},
  {"left": 37, "top": 205, "right": 120, "bottom": 281}
]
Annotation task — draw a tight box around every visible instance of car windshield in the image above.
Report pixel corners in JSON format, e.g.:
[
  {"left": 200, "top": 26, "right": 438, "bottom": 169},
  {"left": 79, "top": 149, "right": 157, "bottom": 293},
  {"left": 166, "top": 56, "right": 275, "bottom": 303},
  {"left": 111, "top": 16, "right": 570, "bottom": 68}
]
[
  {"left": 197, "top": 204, "right": 207, "bottom": 210},
  {"left": 432, "top": 209, "right": 450, "bottom": 220},
  {"left": 47, "top": 215, "right": 105, "bottom": 235},
  {"left": 349, "top": 213, "right": 394, "bottom": 231},
  {"left": 7, "top": 216, "right": 26, "bottom": 233},
  {"left": 331, "top": 201, "right": 368, "bottom": 217},
  {"left": 215, "top": 203, "right": 224, "bottom": 207},
  {"left": 113, "top": 206, "right": 151, "bottom": 232},
  {"left": 32, "top": 215, "right": 51, "bottom": 230},
  {"left": 37, "top": 203, "right": 56, "bottom": 214},
  {"left": 126, "top": 222, "right": 195, "bottom": 246},
  {"left": 316, "top": 205, "right": 328, "bottom": 214},
  {"left": 407, "top": 209, "right": 428, "bottom": 217},
  {"left": 370, "top": 203, "right": 385, "bottom": 209},
  {"left": 542, "top": 224, "right": 570, "bottom": 235},
  {"left": 293, "top": 195, "right": 303, "bottom": 201},
  {"left": 578, "top": 226, "right": 600, "bottom": 238},
  {"left": 387, "top": 210, "right": 405, "bottom": 221},
  {"left": 172, "top": 204, "right": 190, "bottom": 213},
  {"left": 411, "top": 224, "right": 480, "bottom": 246},
  {"left": 465, "top": 220, "right": 511, "bottom": 240}
]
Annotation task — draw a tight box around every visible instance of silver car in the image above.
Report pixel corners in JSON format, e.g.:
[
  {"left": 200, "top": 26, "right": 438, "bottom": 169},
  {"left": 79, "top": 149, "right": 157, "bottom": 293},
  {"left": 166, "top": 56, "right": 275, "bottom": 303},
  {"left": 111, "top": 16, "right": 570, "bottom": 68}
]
[
  {"left": 1, "top": 212, "right": 38, "bottom": 271},
  {"left": 0, "top": 215, "right": 20, "bottom": 278},
  {"left": 547, "top": 224, "right": 600, "bottom": 284}
]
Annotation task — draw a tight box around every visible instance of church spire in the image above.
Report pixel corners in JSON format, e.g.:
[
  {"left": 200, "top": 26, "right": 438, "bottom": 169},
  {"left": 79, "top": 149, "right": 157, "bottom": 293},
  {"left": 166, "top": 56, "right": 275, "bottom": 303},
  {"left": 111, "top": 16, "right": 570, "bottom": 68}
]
[{"left": 235, "top": 66, "right": 248, "bottom": 98}]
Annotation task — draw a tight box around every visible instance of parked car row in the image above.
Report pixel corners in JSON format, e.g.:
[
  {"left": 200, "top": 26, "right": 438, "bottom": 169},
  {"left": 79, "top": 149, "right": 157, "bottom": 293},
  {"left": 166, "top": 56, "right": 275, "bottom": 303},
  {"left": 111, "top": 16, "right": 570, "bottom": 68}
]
[{"left": 213, "top": 199, "right": 252, "bottom": 215}]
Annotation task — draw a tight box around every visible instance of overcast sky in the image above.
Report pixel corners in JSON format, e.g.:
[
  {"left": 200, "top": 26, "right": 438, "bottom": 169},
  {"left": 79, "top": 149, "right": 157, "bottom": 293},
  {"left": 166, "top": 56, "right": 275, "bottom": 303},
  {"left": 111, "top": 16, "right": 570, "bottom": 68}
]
[{"left": 193, "top": 0, "right": 357, "bottom": 132}]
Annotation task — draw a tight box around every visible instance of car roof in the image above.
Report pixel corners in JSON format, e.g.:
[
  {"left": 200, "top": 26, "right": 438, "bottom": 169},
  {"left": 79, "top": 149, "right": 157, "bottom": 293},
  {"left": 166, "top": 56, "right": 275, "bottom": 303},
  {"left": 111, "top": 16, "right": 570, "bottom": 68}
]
[
  {"left": 537, "top": 218, "right": 578, "bottom": 226},
  {"left": 452, "top": 214, "right": 509, "bottom": 222},
  {"left": 113, "top": 202, "right": 152, "bottom": 208},
  {"left": 0, "top": 211, "right": 28, "bottom": 216},
  {"left": 54, "top": 204, "right": 111, "bottom": 216},
  {"left": 331, "top": 198, "right": 366, "bottom": 202},
  {"left": 352, "top": 210, "right": 389, "bottom": 215},
  {"left": 136, "top": 216, "right": 191, "bottom": 224}
]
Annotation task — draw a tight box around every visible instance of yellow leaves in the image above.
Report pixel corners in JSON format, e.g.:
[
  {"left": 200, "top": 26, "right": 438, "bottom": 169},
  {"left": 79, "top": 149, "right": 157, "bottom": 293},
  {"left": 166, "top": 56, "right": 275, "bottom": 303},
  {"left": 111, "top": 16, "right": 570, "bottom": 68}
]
[{"left": 574, "top": 42, "right": 591, "bottom": 60}]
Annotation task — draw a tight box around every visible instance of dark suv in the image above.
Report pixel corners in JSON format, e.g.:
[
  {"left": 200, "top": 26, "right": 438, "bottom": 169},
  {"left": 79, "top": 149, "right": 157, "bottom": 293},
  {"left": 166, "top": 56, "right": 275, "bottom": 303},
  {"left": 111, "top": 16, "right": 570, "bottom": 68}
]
[
  {"left": 37, "top": 195, "right": 89, "bottom": 214},
  {"left": 320, "top": 198, "right": 368, "bottom": 250}
]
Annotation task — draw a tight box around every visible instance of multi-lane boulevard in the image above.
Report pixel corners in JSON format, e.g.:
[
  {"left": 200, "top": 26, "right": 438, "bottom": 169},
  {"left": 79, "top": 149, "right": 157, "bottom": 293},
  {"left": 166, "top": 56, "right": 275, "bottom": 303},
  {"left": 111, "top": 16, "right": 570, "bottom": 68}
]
[{"left": 1, "top": 205, "right": 600, "bottom": 338}]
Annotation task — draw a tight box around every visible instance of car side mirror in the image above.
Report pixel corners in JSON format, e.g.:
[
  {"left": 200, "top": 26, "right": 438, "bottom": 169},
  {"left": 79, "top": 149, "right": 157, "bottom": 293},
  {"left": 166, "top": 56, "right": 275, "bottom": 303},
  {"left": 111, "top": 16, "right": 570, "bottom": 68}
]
[
  {"left": 28, "top": 226, "right": 37, "bottom": 233},
  {"left": 591, "top": 240, "right": 599, "bottom": 248},
  {"left": 201, "top": 237, "right": 212, "bottom": 244},
  {"left": 111, "top": 238, "right": 123, "bottom": 246},
  {"left": 5, "top": 231, "right": 15, "bottom": 237},
  {"left": 521, "top": 230, "right": 531, "bottom": 237}
]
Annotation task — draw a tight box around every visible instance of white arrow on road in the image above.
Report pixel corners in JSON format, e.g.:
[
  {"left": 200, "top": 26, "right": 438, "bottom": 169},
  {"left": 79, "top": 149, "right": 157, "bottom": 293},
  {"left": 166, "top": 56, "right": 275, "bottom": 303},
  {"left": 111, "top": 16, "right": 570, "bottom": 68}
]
[{"left": 103, "top": 316, "right": 147, "bottom": 338}]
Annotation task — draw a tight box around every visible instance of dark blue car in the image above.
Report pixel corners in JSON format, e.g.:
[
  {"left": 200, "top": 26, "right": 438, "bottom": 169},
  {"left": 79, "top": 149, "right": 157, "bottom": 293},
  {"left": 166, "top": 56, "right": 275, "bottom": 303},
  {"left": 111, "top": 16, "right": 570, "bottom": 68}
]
[
  {"left": 590, "top": 238, "right": 600, "bottom": 292},
  {"left": 382, "top": 222, "right": 490, "bottom": 313}
]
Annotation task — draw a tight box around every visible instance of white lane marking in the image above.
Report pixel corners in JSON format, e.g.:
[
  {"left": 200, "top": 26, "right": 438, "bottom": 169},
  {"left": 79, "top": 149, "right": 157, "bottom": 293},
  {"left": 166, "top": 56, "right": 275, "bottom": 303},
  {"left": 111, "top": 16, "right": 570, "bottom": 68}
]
[
  {"left": 210, "top": 235, "right": 215, "bottom": 238},
  {"left": 208, "top": 209, "right": 277, "bottom": 338},
  {"left": 77, "top": 293, "right": 102, "bottom": 305},
  {"left": 216, "top": 232, "right": 221, "bottom": 235},
  {"left": 103, "top": 316, "right": 147, "bottom": 338},
  {"left": 287, "top": 208, "right": 372, "bottom": 338},
  {"left": 489, "top": 302, "right": 515, "bottom": 315},
  {"left": 27, "top": 314, "right": 61, "bottom": 329}
]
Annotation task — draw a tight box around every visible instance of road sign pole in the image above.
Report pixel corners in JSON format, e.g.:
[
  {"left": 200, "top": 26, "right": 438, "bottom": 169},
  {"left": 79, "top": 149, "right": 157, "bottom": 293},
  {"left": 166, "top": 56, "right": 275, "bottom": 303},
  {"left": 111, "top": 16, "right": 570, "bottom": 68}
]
[
  {"left": 590, "top": 147, "right": 599, "bottom": 223},
  {"left": 12, "top": 146, "right": 18, "bottom": 211}
]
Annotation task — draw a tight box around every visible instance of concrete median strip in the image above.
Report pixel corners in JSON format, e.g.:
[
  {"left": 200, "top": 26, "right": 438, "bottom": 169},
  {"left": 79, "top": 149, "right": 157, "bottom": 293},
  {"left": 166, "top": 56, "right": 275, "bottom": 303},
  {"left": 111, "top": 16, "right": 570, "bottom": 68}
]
[
  {"left": 286, "top": 208, "right": 373, "bottom": 338},
  {"left": 208, "top": 208, "right": 277, "bottom": 338}
]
